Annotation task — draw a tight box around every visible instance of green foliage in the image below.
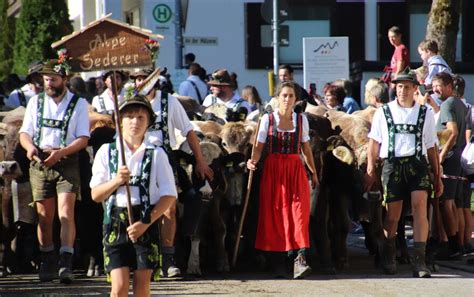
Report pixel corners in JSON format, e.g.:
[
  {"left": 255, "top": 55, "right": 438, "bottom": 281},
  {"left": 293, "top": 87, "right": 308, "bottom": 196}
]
[
  {"left": 0, "top": 0, "right": 15, "bottom": 80},
  {"left": 13, "top": 0, "right": 73, "bottom": 75}
]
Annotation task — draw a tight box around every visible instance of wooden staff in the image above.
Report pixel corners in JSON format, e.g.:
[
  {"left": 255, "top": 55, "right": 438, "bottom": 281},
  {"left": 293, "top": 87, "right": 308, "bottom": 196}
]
[
  {"left": 111, "top": 70, "right": 134, "bottom": 225},
  {"left": 232, "top": 108, "right": 268, "bottom": 267}
]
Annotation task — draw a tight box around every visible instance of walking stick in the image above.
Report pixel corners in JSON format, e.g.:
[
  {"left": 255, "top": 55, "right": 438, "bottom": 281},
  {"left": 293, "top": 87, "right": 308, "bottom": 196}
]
[
  {"left": 232, "top": 107, "right": 270, "bottom": 268},
  {"left": 111, "top": 70, "right": 134, "bottom": 226}
]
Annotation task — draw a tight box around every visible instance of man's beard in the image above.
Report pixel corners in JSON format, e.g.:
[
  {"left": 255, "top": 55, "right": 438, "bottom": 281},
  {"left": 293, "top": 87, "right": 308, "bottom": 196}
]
[{"left": 45, "top": 84, "right": 65, "bottom": 98}]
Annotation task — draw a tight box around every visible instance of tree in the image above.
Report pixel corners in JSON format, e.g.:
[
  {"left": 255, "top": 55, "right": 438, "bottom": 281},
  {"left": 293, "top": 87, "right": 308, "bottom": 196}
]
[
  {"left": 425, "top": 0, "right": 461, "bottom": 69},
  {"left": 12, "top": 0, "right": 73, "bottom": 75},
  {"left": 0, "top": 0, "right": 16, "bottom": 80}
]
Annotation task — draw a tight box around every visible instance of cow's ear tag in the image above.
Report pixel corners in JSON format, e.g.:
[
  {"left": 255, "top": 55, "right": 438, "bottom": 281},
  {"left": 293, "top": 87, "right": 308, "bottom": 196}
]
[
  {"left": 327, "top": 144, "right": 334, "bottom": 151},
  {"left": 180, "top": 159, "right": 187, "bottom": 166},
  {"left": 226, "top": 161, "right": 233, "bottom": 168},
  {"left": 239, "top": 113, "right": 245, "bottom": 121}
]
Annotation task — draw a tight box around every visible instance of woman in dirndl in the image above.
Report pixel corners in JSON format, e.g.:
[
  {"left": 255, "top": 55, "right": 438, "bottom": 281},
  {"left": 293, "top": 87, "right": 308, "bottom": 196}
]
[{"left": 247, "top": 81, "right": 318, "bottom": 279}]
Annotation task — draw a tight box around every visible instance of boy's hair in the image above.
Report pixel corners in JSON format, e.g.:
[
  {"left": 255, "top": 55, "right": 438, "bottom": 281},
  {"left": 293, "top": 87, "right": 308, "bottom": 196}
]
[
  {"left": 432, "top": 72, "right": 454, "bottom": 87},
  {"left": 418, "top": 39, "right": 438, "bottom": 54},
  {"left": 388, "top": 26, "right": 402, "bottom": 36},
  {"left": 332, "top": 79, "right": 352, "bottom": 97}
]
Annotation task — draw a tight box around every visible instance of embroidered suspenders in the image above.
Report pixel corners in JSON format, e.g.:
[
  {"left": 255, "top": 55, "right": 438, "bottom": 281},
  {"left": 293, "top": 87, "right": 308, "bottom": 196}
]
[
  {"left": 34, "top": 93, "right": 80, "bottom": 147},
  {"left": 382, "top": 104, "right": 427, "bottom": 160},
  {"left": 266, "top": 113, "right": 302, "bottom": 154},
  {"left": 148, "top": 92, "right": 171, "bottom": 152},
  {"left": 103, "top": 142, "right": 154, "bottom": 225}
]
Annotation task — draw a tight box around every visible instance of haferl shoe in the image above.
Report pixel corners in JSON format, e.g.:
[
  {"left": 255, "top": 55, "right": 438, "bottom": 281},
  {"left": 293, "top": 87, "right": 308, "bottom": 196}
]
[
  {"left": 161, "top": 254, "right": 181, "bottom": 278},
  {"left": 381, "top": 237, "right": 397, "bottom": 275},
  {"left": 39, "top": 251, "right": 58, "bottom": 282},
  {"left": 58, "top": 252, "right": 74, "bottom": 284},
  {"left": 293, "top": 254, "right": 312, "bottom": 279},
  {"left": 411, "top": 244, "right": 431, "bottom": 278}
]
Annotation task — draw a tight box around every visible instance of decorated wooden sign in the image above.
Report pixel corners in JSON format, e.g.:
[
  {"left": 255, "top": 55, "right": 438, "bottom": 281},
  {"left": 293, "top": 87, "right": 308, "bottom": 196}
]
[{"left": 51, "top": 15, "right": 162, "bottom": 72}]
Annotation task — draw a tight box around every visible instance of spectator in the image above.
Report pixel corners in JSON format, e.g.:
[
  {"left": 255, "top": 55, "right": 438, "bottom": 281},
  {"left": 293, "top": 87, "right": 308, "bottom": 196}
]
[
  {"left": 241, "top": 85, "right": 263, "bottom": 112},
  {"left": 184, "top": 53, "right": 196, "bottom": 69},
  {"left": 69, "top": 76, "right": 92, "bottom": 103},
  {"left": 332, "top": 79, "right": 360, "bottom": 114},
  {"left": 6, "top": 61, "right": 44, "bottom": 108},
  {"left": 278, "top": 65, "right": 316, "bottom": 105},
  {"left": 178, "top": 63, "right": 208, "bottom": 104},
  {"left": 91, "top": 71, "right": 127, "bottom": 115},
  {"left": 324, "top": 85, "right": 346, "bottom": 112},
  {"left": 366, "top": 81, "right": 389, "bottom": 108},
  {"left": 418, "top": 39, "right": 451, "bottom": 87},
  {"left": 386, "top": 26, "right": 409, "bottom": 100},
  {"left": 364, "top": 78, "right": 382, "bottom": 106}
]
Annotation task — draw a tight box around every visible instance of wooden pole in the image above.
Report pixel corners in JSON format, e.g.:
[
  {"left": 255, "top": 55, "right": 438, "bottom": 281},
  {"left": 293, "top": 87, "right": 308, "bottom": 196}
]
[
  {"left": 232, "top": 114, "right": 264, "bottom": 268},
  {"left": 111, "top": 70, "right": 134, "bottom": 226}
]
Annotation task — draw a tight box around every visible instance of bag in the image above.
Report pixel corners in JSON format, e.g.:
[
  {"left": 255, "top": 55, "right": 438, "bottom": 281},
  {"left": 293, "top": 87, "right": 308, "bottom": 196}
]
[
  {"left": 461, "top": 141, "right": 474, "bottom": 175},
  {"left": 381, "top": 66, "right": 392, "bottom": 84}
]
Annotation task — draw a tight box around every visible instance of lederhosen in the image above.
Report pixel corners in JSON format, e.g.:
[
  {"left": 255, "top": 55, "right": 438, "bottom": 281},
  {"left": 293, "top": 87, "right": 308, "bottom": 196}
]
[
  {"left": 29, "top": 93, "right": 82, "bottom": 201},
  {"left": 102, "top": 142, "right": 160, "bottom": 273},
  {"left": 255, "top": 112, "right": 310, "bottom": 252},
  {"left": 381, "top": 104, "right": 432, "bottom": 203}
]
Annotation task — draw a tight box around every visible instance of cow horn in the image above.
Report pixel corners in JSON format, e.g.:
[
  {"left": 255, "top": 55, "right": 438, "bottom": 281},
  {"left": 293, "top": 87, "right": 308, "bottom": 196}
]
[{"left": 332, "top": 146, "right": 354, "bottom": 165}]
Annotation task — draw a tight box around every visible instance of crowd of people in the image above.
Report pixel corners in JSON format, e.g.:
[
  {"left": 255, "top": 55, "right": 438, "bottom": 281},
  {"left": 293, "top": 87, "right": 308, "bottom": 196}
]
[{"left": 0, "top": 29, "right": 473, "bottom": 296}]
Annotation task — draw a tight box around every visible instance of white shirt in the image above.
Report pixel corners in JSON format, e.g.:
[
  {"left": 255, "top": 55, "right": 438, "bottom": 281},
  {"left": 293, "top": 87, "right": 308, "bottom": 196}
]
[
  {"left": 19, "top": 90, "right": 90, "bottom": 149},
  {"left": 146, "top": 91, "right": 194, "bottom": 147},
  {"left": 91, "top": 88, "right": 125, "bottom": 114},
  {"left": 202, "top": 92, "right": 252, "bottom": 114},
  {"left": 90, "top": 140, "right": 177, "bottom": 206},
  {"left": 257, "top": 110, "right": 310, "bottom": 143},
  {"left": 178, "top": 75, "right": 208, "bottom": 103},
  {"left": 6, "top": 84, "right": 36, "bottom": 108},
  {"left": 368, "top": 100, "right": 437, "bottom": 158}
]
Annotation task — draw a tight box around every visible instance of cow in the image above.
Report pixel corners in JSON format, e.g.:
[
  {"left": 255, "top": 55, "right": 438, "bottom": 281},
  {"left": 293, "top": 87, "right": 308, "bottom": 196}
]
[{"left": 173, "top": 141, "right": 246, "bottom": 275}]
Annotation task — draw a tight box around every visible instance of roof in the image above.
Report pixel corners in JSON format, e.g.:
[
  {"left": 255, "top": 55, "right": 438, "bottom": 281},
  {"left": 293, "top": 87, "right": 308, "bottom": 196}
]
[{"left": 51, "top": 14, "right": 163, "bottom": 49}]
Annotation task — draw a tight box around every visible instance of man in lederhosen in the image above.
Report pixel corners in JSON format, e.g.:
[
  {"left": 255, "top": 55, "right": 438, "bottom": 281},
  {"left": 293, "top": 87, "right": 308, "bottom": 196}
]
[
  {"left": 19, "top": 59, "right": 90, "bottom": 283},
  {"left": 365, "top": 69, "right": 442, "bottom": 278}
]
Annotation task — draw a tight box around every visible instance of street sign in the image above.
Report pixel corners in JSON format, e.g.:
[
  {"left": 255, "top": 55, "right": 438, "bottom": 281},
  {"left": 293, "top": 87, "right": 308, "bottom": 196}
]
[
  {"left": 260, "top": 0, "right": 289, "bottom": 24},
  {"left": 260, "top": 25, "right": 289, "bottom": 47}
]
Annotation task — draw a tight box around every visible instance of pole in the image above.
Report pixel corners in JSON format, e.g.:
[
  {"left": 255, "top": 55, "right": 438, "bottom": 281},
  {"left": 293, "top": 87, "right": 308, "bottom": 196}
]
[
  {"left": 111, "top": 70, "right": 134, "bottom": 226},
  {"left": 232, "top": 114, "right": 265, "bottom": 267},
  {"left": 175, "top": 0, "right": 183, "bottom": 69},
  {"left": 272, "top": 0, "right": 279, "bottom": 76}
]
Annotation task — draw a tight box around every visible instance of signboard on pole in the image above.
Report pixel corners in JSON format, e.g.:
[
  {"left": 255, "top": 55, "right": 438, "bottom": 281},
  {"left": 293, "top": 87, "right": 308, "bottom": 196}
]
[
  {"left": 303, "top": 37, "right": 349, "bottom": 91},
  {"left": 51, "top": 15, "right": 163, "bottom": 72}
]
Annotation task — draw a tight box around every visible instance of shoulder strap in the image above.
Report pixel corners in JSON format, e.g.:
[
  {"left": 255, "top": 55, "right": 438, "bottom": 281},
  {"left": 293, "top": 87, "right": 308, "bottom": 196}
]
[
  {"left": 187, "top": 80, "right": 203, "bottom": 104},
  {"left": 382, "top": 104, "right": 396, "bottom": 160},
  {"left": 59, "top": 94, "right": 80, "bottom": 147},
  {"left": 17, "top": 89, "right": 26, "bottom": 107},
  {"left": 34, "top": 93, "right": 46, "bottom": 146}
]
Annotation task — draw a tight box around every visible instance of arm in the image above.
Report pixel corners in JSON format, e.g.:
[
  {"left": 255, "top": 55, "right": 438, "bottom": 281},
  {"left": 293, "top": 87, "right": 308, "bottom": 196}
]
[
  {"left": 91, "top": 165, "right": 130, "bottom": 203},
  {"left": 19, "top": 132, "right": 38, "bottom": 161},
  {"left": 466, "top": 129, "right": 472, "bottom": 145},
  {"left": 395, "top": 60, "right": 406, "bottom": 75},
  {"left": 364, "top": 138, "right": 381, "bottom": 192},
  {"left": 439, "top": 121, "right": 458, "bottom": 163},
  {"left": 187, "top": 130, "right": 214, "bottom": 180},
  {"left": 301, "top": 141, "right": 319, "bottom": 188},
  {"left": 427, "top": 146, "right": 443, "bottom": 198},
  {"left": 246, "top": 141, "right": 265, "bottom": 171}
]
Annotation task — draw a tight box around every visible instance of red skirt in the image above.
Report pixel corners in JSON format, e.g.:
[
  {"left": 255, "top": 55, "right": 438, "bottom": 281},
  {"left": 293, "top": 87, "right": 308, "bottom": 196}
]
[{"left": 255, "top": 153, "right": 310, "bottom": 252}]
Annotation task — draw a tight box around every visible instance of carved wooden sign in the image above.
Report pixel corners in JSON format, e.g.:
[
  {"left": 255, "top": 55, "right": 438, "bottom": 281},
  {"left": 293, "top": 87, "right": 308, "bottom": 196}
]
[{"left": 51, "top": 16, "right": 162, "bottom": 72}]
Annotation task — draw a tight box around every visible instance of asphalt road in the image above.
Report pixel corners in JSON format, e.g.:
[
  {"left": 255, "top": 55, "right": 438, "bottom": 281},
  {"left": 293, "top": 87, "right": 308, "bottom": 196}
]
[{"left": 0, "top": 235, "right": 473, "bottom": 297}]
